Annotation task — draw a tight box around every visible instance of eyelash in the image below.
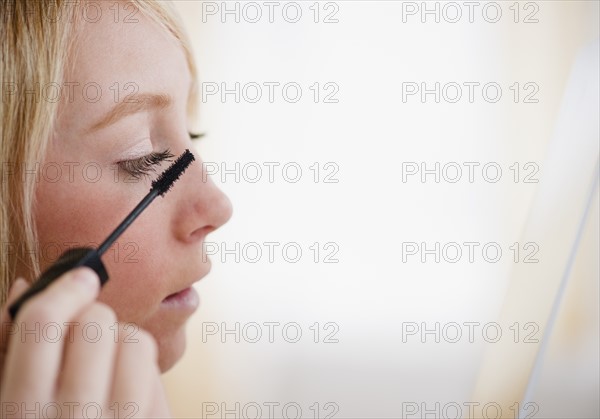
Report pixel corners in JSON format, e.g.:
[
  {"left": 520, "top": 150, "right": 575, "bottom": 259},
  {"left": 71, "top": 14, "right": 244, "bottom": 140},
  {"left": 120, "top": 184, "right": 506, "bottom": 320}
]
[
  {"left": 118, "top": 149, "right": 174, "bottom": 179},
  {"left": 189, "top": 131, "right": 205, "bottom": 140},
  {"left": 117, "top": 132, "right": 205, "bottom": 179}
]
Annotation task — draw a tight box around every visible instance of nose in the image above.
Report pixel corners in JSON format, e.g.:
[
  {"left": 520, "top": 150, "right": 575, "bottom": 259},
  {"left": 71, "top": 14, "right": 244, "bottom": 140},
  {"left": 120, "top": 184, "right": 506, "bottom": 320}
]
[{"left": 172, "top": 147, "right": 233, "bottom": 244}]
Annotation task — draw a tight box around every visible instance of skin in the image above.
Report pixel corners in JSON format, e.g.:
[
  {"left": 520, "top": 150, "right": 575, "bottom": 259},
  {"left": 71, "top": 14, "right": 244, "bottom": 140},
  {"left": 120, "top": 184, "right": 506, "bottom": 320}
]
[{"left": 21, "top": 3, "right": 232, "bottom": 372}]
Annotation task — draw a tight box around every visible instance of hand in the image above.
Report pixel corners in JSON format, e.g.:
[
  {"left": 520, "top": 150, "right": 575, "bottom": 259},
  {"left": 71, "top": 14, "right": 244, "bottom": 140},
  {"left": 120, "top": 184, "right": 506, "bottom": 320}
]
[{"left": 0, "top": 268, "right": 171, "bottom": 418}]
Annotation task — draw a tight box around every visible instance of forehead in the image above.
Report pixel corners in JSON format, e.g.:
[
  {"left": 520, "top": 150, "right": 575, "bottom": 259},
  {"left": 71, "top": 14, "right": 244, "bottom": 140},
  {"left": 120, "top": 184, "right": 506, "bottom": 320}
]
[{"left": 60, "top": 3, "right": 190, "bottom": 126}]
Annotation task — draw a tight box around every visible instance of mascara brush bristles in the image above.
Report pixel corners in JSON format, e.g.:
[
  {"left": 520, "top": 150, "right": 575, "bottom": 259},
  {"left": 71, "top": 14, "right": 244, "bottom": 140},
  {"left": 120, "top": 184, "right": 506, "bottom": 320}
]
[
  {"left": 97, "top": 149, "right": 195, "bottom": 256},
  {"left": 152, "top": 149, "right": 195, "bottom": 196}
]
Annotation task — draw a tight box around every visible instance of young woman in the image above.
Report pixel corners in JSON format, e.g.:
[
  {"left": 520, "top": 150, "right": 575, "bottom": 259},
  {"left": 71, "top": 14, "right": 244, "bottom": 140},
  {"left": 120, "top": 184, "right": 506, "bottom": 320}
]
[{"left": 0, "top": 1, "right": 232, "bottom": 416}]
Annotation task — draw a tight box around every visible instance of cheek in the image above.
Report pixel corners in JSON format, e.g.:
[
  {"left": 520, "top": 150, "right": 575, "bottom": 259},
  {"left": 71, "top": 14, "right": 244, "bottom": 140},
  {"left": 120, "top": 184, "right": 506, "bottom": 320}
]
[
  {"left": 35, "top": 174, "right": 173, "bottom": 324},
  {"left": 97, "top": 212, "right": 173, "bottom": 324},
  {"left": 35, "top": 179, "right": 114, "bottom": 265}
]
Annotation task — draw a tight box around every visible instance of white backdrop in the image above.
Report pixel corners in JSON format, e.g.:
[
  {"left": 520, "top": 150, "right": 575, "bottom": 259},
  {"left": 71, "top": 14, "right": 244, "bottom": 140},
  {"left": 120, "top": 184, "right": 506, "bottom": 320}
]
[{"left": 163, "top": 2, "right": 599, "bottom": 418}]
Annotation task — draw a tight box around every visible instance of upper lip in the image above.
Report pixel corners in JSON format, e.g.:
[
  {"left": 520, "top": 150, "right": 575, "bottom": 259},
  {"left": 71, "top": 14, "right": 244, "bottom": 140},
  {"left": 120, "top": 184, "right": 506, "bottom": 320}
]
[
  {"left": 164, "top": 269, "right": 207, "bottom": 299},
  {"left": 164, "top": 278, "right": 202, "bottom": 300},
  {"left": 163, "top": 231, "right": 214, "bottom": 299}
]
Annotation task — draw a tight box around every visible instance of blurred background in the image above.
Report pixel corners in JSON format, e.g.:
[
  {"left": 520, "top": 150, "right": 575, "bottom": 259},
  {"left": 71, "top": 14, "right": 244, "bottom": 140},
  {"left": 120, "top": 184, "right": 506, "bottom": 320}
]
[{"left": 162, "top": 1, "right": 599, "bottom": 418}]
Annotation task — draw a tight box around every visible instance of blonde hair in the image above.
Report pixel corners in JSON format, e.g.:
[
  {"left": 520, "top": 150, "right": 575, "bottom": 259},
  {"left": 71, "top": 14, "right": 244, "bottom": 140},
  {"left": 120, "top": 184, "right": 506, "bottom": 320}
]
[{"left": 0, "top": 0, "right": 198, "bottom": 304}]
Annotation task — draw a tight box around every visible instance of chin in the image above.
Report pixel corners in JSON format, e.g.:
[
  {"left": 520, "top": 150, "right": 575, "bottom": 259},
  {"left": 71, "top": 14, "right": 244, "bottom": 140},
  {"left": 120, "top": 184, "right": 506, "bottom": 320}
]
[{"left": 155, "top": 325, "right": 188, "bottom": 373}]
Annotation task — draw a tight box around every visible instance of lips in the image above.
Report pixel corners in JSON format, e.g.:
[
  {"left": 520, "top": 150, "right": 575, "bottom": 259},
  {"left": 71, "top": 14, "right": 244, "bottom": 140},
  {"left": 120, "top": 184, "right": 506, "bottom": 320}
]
[{"left": 163, "top": 286, "right": 192, "bottom": 302}]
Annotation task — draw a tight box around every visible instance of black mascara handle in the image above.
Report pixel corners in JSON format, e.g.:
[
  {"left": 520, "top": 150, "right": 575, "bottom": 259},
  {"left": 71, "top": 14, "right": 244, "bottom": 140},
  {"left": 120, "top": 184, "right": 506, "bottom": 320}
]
[{"left": 8, "top": 247, "right": 108, "bottom": 319}]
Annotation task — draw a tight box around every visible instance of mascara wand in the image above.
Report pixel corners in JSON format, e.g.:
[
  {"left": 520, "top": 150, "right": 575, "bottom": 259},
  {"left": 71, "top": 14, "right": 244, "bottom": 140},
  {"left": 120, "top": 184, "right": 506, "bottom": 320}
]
[{"left": 9, "top": 149, "right": 195, "bottom": 319}]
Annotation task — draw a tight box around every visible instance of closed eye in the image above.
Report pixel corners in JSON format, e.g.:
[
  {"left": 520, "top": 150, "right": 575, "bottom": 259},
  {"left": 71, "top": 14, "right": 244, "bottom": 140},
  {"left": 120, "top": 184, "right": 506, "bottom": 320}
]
[
  {"left": 117, "top": 149, "right": 174, "bottom": 180},
  {"left": 117, "top": 132, "right": 204, "bottom": 179}
]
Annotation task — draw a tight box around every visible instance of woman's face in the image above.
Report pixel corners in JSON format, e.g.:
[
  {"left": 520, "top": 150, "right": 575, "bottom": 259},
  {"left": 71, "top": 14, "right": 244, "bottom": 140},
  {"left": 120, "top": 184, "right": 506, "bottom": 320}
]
[{"left": 31, "top": 4, "right": 232, "bottom": 372}]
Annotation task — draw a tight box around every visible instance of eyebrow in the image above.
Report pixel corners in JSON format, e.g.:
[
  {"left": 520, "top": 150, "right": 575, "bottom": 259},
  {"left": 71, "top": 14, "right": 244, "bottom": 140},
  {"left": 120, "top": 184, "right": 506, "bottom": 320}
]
[{"left": 87, "top": 92, "right": 172, "bottom": 133}]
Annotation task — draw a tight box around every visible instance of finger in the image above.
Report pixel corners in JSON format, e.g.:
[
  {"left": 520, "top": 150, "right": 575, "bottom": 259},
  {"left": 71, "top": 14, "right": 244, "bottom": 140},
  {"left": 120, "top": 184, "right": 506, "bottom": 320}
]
[
  {"left": 2, "top": 267, "right": 99, "bottom": 403},
  {"left": 149, "top": 372, "right": 172, "bottom": 418},
  {"left": 0, "top": 278, "right": 30, "bottom": 388},
  {"left": 110, "top": 328, "right": 162, "bottom": 418},
  {"left": 56, "top": 302, "right": 118, "bottom": 413},
  {"left": 1, "top": 278, "right": 30, "bottom": 350},
  {"left": 6, "top": 278, "right": 30, "bottom": 304}
]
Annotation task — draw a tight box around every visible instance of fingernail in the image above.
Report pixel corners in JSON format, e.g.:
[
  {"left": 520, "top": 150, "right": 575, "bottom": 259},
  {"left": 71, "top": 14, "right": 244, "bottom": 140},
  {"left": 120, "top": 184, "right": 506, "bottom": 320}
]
[
  {"left": 12, "top": 278, "right": 26, "bottom": 289},
  {"left": 70, "top": 267, "right": 99, "bottom": 292},
  {"left": 10, "top": 278, "right": 28, "bottom": 293}
]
